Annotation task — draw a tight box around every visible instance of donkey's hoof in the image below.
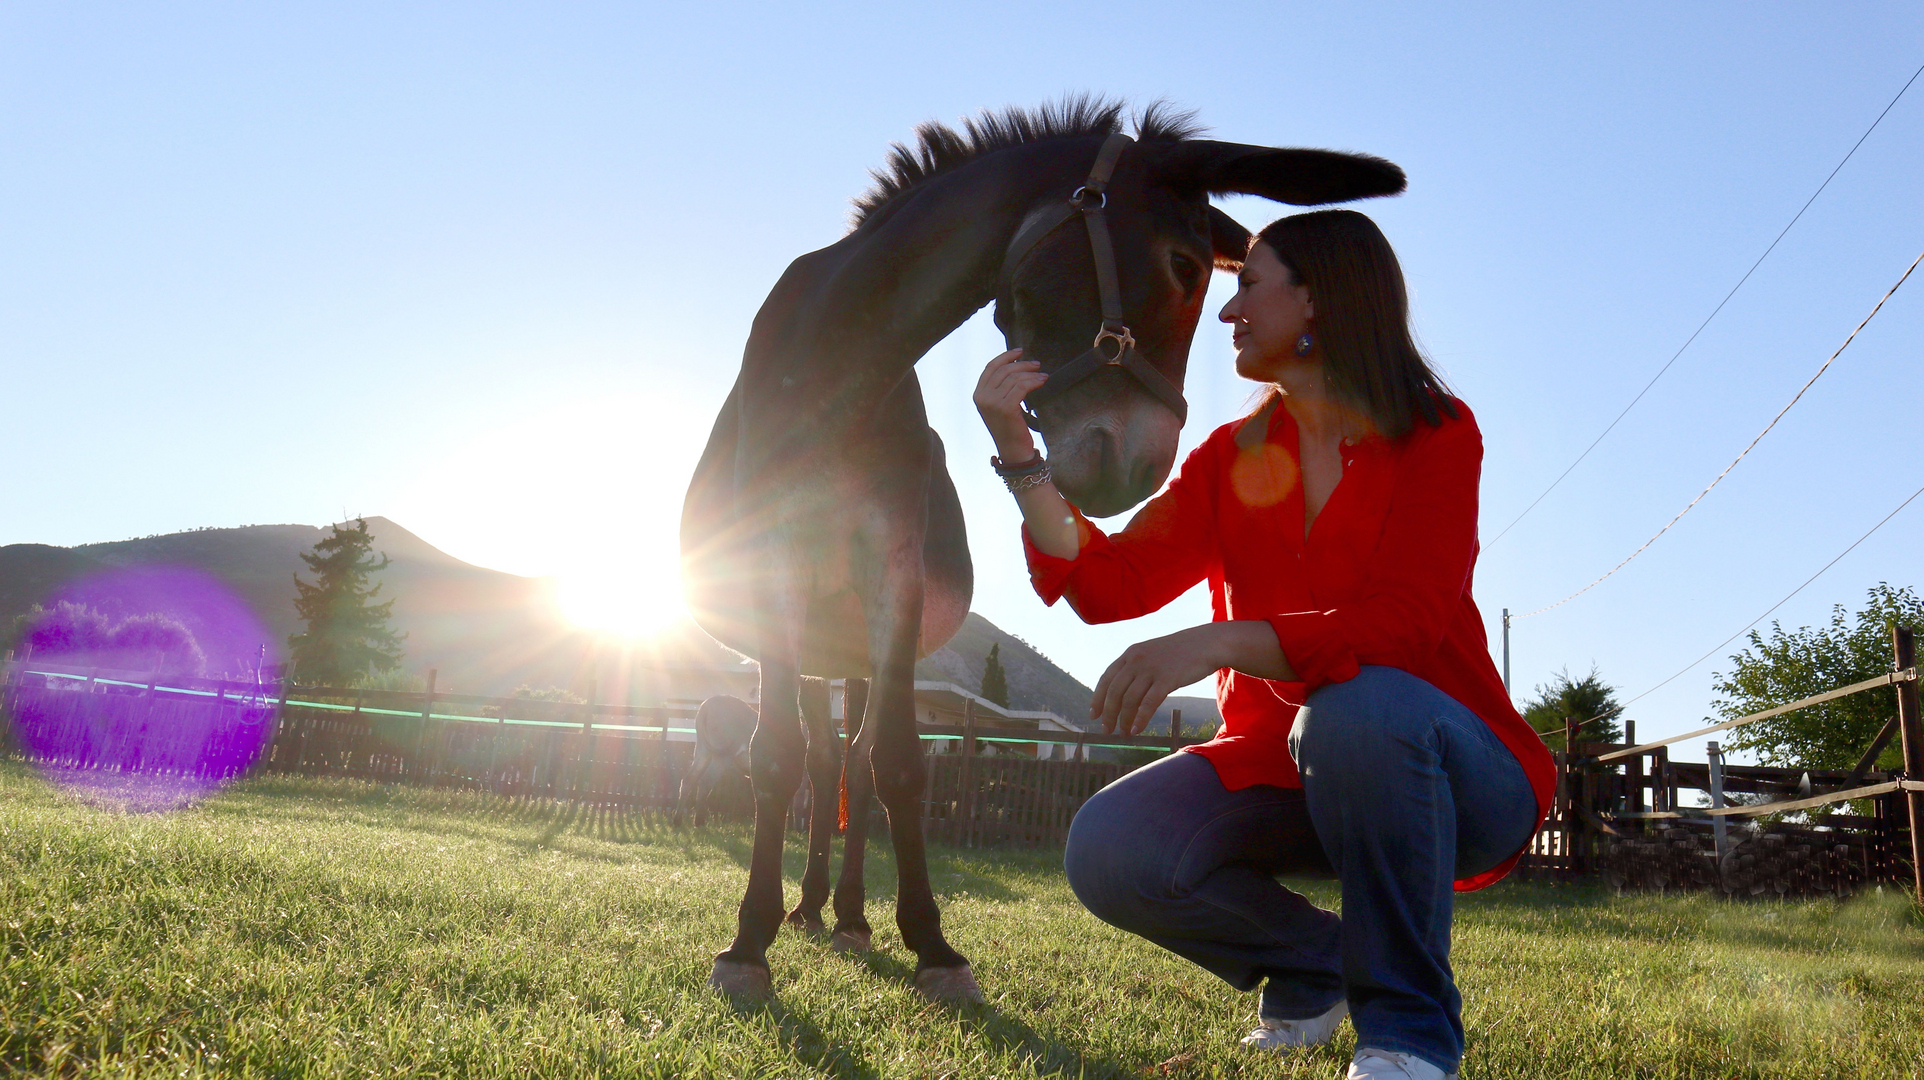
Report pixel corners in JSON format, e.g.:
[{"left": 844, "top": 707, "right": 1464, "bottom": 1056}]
[
  {"left": 785, "top": 908, "right": 826, "bottom": 935},
  {"left": 708, "top": 959, "right": 772, "bottom": 1000},
  {"left": 914, "top": 964, "right": 984, "bottom": 1005},
  {"left": 829, "top": 928, "right": 872, "bottom": 953}
]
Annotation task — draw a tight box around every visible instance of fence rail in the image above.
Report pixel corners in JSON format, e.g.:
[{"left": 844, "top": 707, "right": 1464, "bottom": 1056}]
[
  {"left": 1523, "top": 625, "right": 1924, "bottom": 903},
  {"left": 5, "top": 637, "right": 1919, "bottom": 897},
  {"left": 0, "top": 657, "right": 1209, "bottom": 848}
]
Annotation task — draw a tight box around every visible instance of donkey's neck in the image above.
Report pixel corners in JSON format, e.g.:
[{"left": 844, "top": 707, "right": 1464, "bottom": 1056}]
[{"left": 734, "top": 139, "right": 1105, "bottom": 454}]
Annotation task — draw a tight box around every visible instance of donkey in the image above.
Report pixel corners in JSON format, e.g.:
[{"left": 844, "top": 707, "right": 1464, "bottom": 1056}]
[
  {"left": 681, "top": 98, "right": 1404, "bottom": 1003},
  {"left": 674, "top": 694, "right": 758, "bottom": 828}
]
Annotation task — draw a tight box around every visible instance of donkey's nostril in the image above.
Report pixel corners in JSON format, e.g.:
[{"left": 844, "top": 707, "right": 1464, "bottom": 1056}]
[
  {"left": 1131, "top": 459, "right": 1158, "bottom": 499},
  {"left": 1095, "top": 427, "right": 1122, "bottom": 476}
]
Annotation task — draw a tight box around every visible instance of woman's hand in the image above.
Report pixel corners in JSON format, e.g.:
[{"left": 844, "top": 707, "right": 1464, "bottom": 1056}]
[
  {"left": 1090, "top": 621, "right": 1297, "bottom": 736},
  {"left": 1091, "top": 624, "right": 1230, "bottom": 736},
  {"left": 973, "top": 349, "right": 1046, "bottom": 460}
]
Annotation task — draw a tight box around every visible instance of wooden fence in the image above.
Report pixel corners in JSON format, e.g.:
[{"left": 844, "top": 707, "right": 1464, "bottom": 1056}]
[
  {"left": 7, "top": 639, "right": 1919, "bottom": 899},
  {"left": 0, "top": 657, "right": 1205, "bottom": 848},
  {"left": 1518, "top": 625, "right": 1924, "bottom": 902}
]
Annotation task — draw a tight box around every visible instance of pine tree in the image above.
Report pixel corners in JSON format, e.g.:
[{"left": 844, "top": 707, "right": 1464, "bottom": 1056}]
[
  {"left": 1521, "top": 667, "right": 1623, "bottom": 750},
  {"left": 980, "top": 642, "right": 1010, "bottom": 708},
  {"left": 287, "top": 519, "right": 405, "bottom": 685}
]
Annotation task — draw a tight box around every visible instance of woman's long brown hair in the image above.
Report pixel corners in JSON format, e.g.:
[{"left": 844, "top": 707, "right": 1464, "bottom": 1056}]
[{"left": 1255, "top": 209, "right": 1454, "bottom": 440}]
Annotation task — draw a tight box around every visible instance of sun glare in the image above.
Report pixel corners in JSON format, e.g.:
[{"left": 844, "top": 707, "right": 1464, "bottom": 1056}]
[
  {"left": 395, "top": 386, "right": 717, "bottom": 641},
  {"left": 556, "top": 566, "right": 686, "bottom": 638}
]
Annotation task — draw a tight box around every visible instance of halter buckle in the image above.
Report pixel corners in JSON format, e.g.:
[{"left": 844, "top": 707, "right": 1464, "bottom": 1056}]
[
  {"left": 1069, "top": 185, "right": 1107, "bottom": 209},
  {"left": 1093, "top": 325, "right": 1135, "bottom": 363}
]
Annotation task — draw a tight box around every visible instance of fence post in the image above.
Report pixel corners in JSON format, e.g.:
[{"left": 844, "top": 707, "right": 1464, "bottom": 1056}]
[
  {"left": 1891, "top": 625, "right": 1924, "bottom": 906},
  {"left": 578, "top": 680, "right": 598, "bottom": 802},
  {"left": 1563, "top": 717, "right": 1582, "bottom": 875},
  {"left": 418, "top": 669, "right": 437, "bottom": 784},
  {"left": 962, "top": 699, "right": 977, "bottom": 848},
  {"left": 1654, "top": 744, "right": 1671, "bottom": 813},
  {"left": 0, "top": 649, "right": 17, "bottom": 757},
  {"left": 1707, "top": 740, "right": 1730, "bottom": 876},
  {"left": 1624, "top": 719, "right": 1642, "bottom": 815},
  {"left": 1169, "top": 708, "right": 1182, "bottom": 754}
]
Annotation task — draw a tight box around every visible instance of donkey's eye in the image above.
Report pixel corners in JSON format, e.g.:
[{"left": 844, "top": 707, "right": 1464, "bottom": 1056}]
[{"left": 1169, "top": 253, "right": 1203, "bottom": 294}]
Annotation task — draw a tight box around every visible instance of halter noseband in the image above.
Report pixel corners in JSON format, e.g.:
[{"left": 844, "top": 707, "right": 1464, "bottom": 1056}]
[{"left": 999, "top": 132, "right": 1190, "bottom": 431}]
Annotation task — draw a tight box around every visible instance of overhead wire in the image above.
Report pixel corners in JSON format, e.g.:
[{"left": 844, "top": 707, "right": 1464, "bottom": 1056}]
[
  {"left": 1513, "top": 246, "right": 1924, "bottom": 620},
  {"left": 1582, "top": 476, "right": 1924, "bottom": 727},
  {"left": 1484, "top": 59, "right": 1924, "bottom": 552}
]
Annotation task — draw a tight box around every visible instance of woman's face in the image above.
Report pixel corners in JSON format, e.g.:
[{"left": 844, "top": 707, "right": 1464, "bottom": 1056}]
[{"left": 1219, "top": 241, "right": 1314, "bottom": 382}]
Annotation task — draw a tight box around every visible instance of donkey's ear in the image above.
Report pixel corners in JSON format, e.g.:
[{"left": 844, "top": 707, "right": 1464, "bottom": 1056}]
[
  {"left": 1155, "top": 141, "right": 1406, "bottom": 206},
  {"left": 1208, "top": 206, "right": 1251, "bottom": 270}
]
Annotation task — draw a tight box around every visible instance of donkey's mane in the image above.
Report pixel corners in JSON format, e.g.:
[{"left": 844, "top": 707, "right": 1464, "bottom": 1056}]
[{"left": 850, "top": 96, "right": 1206, "bottom": 229}]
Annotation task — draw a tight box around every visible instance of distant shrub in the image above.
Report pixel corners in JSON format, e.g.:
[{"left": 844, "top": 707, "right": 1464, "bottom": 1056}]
[
  {"left": 509, "top": 685, "right": 585, "bottom": 704},
  {"left": 14, "top": 602, "right": 205, "bottom": 676},
  {"left": 347, "top": 668, "right": 428, "bottom": 693}
]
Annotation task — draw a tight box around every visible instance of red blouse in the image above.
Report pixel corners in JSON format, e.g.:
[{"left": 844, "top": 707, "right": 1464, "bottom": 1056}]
[{"left": 1023, "top": 398, "right": 1554, "bottom": 891}]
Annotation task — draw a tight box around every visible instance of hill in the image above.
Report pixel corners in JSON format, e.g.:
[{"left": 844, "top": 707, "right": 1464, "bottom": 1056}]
[
  {"left": 0, "top": 520, "right": 1227, "bottom": 727},
  {"left": 916, "top": 613, "right": 1219, "bottom": 734},
  {"left": 1, "top": 519, "right": 595, "bottom": 694}
]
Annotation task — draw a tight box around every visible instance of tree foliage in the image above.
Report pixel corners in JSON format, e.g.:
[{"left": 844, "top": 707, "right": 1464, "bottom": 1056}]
[
  {"left": 1713, "top": 583, "right": 1922, "bottom": 770},
  {"left": 1521, "top": 667, "right": 1623, "bottom": 750},
  {"left": 509, "top": 684, "right": 584, "bottom": 704},
  {"left": 980, "top": 642, "right": 1010, "bottom": 708},
  {"left": 287, "top": 519, "right": 405, "bottom": 686},
  {"left": 12, "top": 602, "right": 205, "bottom": 676}
]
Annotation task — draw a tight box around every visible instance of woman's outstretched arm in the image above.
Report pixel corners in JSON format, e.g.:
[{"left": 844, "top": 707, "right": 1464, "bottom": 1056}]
[
  {"left": 973, "top": 349, "right": 1079, "bottom": 558},
  {"left": 974, "top": 349, "right": 1217, "bottom": 624},
  {"left": 1090, "top": 621, "right": 1297, "bottom": 735}
]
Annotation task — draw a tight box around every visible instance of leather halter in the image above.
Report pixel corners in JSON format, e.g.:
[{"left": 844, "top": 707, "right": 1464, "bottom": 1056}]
[{"left": 1000, "top": 132, "right": 1189, "bottom": 431}]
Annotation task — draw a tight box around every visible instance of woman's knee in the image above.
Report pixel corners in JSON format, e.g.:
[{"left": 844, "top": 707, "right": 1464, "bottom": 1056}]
[
  {"left": 1292, "top": 666, "right": 1441, "bottom": 782},
  {"left": 1062, "top": 761, "right": 1196, "bottom": 924},
  {"left": 1063, "top": 785, "right": 1151, "bottom": 920}
]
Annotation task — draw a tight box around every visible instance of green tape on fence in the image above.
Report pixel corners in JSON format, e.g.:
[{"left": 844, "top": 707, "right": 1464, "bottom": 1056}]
[{"left": 23, "top": 669, "right": 1146, "bottom": 751}]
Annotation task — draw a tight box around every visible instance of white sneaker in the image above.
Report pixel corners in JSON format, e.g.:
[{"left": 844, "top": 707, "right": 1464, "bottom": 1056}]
[
  {"left": 1346, "top": 1047, "right": 1456, "bottom": 1080},
  {"left": 1240, "top": 998, "right": 1348, "bottom": 1049}
]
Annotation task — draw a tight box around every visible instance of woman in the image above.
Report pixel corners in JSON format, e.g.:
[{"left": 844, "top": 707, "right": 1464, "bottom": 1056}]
[{"left": 973, "top": 210, "right": 1554, "bottom": 1080}]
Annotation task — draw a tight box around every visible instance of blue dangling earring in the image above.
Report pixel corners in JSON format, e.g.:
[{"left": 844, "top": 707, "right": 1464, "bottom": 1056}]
[{"left": 1295, "top": 330, "right": 1314, "bottom": 357}]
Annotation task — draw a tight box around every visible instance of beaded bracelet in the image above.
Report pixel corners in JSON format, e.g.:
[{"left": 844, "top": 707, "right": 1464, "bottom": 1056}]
[
  {"left": 991, "top": 450, "right": 1051, "bottom": 494},
  {"left": 1003, "top": 467, "right": 1053, "bottom": 493}
]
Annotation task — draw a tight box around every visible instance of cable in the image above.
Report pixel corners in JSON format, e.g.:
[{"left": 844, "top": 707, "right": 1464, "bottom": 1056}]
[
  {"left": 1485, "top": 59, "right": 1924, "bottom": 552},
  {"left": 1589, "top": 476, "right": 1924, "bottom": 724},
  {"left": 1515, "top": 246, "right": 1924, "bottom": 620}
]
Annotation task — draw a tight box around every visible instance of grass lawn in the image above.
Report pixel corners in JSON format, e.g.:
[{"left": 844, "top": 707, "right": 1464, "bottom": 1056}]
[{"left": 1, "top": 762, "right": 1920, "bottom": 1079}]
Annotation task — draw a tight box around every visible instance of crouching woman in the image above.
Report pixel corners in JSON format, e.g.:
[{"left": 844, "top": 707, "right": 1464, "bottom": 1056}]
[{"left": 973, "top": 209, "right": 1554, "bottom": 1080}]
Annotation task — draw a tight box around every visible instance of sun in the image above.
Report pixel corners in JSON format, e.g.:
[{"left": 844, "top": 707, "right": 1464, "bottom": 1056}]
[{"left": 556, "top": 565, "right": 687, "bottom": 638}]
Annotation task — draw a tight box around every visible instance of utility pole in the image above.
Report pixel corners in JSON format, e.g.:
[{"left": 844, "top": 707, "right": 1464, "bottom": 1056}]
[{"left": 1501, "top": 608, "right": 1512, "bottom": 696}]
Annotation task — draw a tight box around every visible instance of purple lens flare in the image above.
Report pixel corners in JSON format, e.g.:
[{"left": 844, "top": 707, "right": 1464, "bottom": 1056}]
[{"left": 5, "top": 566, "right": 282, "bottom": 811}]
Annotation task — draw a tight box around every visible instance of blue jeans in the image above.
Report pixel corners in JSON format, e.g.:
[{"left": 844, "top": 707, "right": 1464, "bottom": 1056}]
[{"left": 1063, "top": 667, "right": 1539, "bottom": 1074}]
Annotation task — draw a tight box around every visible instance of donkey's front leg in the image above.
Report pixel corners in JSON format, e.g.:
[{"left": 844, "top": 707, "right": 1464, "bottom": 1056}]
[
  {"left": 786, "top": 677, "right": 839, "bottom": 934},
  {"left": 867, "top": 599, "right": 980, "bottom": 1003},
  {"left": 828, "top": 677, "right": 876, "bottom": 951},
  {"left": 709, "top": 660, "right": 805, "bottom": 1000}
]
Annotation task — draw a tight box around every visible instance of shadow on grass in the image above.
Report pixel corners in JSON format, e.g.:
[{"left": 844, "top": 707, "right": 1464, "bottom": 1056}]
[
  {"left": 828, "top": 947, "right": 1138, "bottom": 1079},
  {"left": 723, "top": 995, "right": 882, "bottom": 1080},
  {"left": 214, "top": 775, "right": 1036, "bottom": 886},
  {"left": 1456, "top": 875, "right": 1924, "bottom": 959}
]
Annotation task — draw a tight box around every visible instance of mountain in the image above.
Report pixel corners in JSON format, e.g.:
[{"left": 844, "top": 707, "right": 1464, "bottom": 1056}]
[
  {"left": 1, "top": 520, "right": 1228, "bottom": 729},
  {"left": 0, "top": 519, "right": 597, "bottom": 694},
  {"left": 915, "top": 612, "right": 1220, "bottom": 733}
]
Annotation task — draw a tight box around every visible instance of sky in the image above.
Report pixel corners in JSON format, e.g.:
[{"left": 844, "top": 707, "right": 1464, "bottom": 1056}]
[{"left": 4, "top": 3, "right": 1923, "bottom": 762}]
